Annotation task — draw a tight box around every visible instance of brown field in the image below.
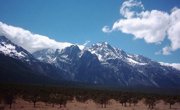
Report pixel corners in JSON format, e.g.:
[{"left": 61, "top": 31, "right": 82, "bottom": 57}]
[{"left": 0, "top": 98, "right": 180, "bottom": 110}]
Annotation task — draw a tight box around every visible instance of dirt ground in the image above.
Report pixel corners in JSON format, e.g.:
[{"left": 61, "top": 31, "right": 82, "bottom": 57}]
[{"left": 0, "top": 98, "right": 180, "bottom": 110}]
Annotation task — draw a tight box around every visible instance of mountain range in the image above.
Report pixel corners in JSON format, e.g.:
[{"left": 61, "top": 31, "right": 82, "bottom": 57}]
[{"left": 0, "top": 36, "right": 180, "bottom": 89}]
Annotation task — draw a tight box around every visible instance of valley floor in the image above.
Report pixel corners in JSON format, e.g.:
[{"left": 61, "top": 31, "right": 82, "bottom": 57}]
[{"left": 1, "top": 98, "right": 180, "bottom": 110}]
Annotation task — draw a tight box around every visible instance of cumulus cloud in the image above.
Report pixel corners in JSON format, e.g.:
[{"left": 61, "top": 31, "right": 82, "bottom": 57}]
[
  {"left": 112, "top": 10, "right": 169, "bottom": 43},
  {"left": 102, "top": 0, "right": 180, "bottom": 55},
  {"left": 120, "top": 0, "right": 144, "bottom": 18},
  {"left": 159, "top": 62, "right": 180, "bottom": 70},
  {"left": 166, "top": 7, "right": 180, "bottom": 53},
  {"left": 0, "top": 22, "right": 83, "bottom": 53}
]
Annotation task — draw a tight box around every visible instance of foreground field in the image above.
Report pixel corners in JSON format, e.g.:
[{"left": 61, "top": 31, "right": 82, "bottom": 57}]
[
  {"left": 1, "top": 98, "right": 180, "bottom": 110},
  {"left": 0, "top": 84, "right": 180, "bottom": 110}
]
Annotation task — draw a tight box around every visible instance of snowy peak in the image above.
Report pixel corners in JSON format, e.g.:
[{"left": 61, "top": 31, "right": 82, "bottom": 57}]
[
  {"left": 0, "top": 36, "right": 33, "bottom": 61},
  {"left": 88, "top": 42, "right": 124, "bottom": 61},
  {"left": 61, "top": 45, "right": 81, "bottom": 59},
  {"left": 87, "top": 42, "right": 148, "bottom": 66},
  {"left": 33, "top": 45, "right": 82, "bottom": 64},
  {"left": 90, "top": 42, "right": 115, "bottom": 52},
  {"left": 33, "top": 48, "right": 56, "bottom": 63},
  {"left": 33, "top": 42, "right": 154, "bottom": 67},
  {"left": 1, "top": 36, "right": 180, "bottom": 88}
]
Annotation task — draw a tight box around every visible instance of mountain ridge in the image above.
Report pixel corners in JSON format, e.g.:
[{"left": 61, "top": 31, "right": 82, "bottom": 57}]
[
  {"left": 0, "top": 36, "right": 180, "bottom": 89},
  {"left": 0, "top": 36, "right": 72, "bottom": 84},
  {"left": 33, "top": 40, "right": 180, "bottom": 88}
]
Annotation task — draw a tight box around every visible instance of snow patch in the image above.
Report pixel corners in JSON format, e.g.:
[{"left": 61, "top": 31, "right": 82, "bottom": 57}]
[
  {"left": 126, "top": 57, "right": 147, "bottom": 65},
  {"left": 0, "top": 42, "right": 25, "bottom": 58},
  {"left": 159, "top": 62, "right": 180, "bottom": 70},
  {"left": 96, "top": 54, "right": 103, "bottom": 61}
]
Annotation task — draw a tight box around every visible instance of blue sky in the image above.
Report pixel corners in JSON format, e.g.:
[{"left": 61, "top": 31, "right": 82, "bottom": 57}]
[{"left": 0, "top": 0, "right": 180, "bottom": 63}]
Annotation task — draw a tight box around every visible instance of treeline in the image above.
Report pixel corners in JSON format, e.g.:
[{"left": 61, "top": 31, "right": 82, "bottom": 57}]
[{"left": 0, "top": 83, "right": 180, "bottom": 109}]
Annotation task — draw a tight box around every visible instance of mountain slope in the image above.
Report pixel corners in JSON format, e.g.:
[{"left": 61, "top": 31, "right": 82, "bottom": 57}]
[
  {"left": 0, "top": 36, "right": 69, "bottom": 84},
  {"left": 0, "top": 53, "right": 55, "bottom": 84},
  {"left": 1, "top": 35, "right": 180, "bottom": 89},
  {"left": 33, "top": 42, "right": 180, "bottom": 88},
  {"left": 0, "top": 36, "right": 34, "bottom": 62}
]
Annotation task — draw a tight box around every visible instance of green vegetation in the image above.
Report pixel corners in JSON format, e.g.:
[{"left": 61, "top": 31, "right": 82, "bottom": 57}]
[{"left": 0, "top": 83, "right": 179, "bottom": 109}]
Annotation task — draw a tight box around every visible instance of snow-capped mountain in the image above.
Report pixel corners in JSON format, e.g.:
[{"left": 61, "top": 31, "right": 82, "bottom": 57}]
[
  {"left": 32, "top": 48, "right": 56, "bottom": 63},
  {"left": 87, "top": 42, "right": 150, "bottom": 65},
  {"left": 0, "top": 36, "right": 180, "bottom": 88},
  {"left": 0, "top": 36, "right": 70, "bottom": 83},
  {"left": 33, "top": 45, "right": 82, "bottom": 80},
  {"left": 34, "top": 42, "right": 152, "bottom": 67},
  {"left": 0, "top": 36, "right": 34, "bottom": 61},
  {"left": 33, "top": 42, "right": 180, "bottom": 88}
]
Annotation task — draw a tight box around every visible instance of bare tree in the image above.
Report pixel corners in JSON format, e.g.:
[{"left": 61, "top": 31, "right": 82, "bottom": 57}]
[
  {"left": 4, "top": 93, "right": 15, "bottom": 109},
  {"left": 164, "top": 96, "right": 177, "bottom": 109},
  {"left": 144, "top": 96, "right": 159, "bottom": 110}
]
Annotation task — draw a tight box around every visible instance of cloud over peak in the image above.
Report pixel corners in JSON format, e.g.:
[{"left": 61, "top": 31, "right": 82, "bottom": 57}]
[
  {"left": 0, "top": 22, "right": 77, "bottom": 53},
  {"left": 102, "top": 0, "right": 180, "bottom": 55},
  {"left": 159, "top": 62, "right": 180, "bottom": 71}
]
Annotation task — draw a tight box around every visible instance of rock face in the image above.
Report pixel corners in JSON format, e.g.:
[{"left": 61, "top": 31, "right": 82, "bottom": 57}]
[
  {"left": 0, "top": 36, "right": 68, "bottom": 84},
  {"left": 0, "top": 36, "right": 34, "bottom": 61},
  {"left": 33, "top": 41, "right": 180, "bottom": 88},
  {"left": 1, "top": 36, "right": 180, "bottom": 88}
]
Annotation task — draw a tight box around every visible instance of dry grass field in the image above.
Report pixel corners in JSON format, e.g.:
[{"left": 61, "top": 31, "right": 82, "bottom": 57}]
[{"left": 1, "top": 98, "right": 180, "bottom": 110}]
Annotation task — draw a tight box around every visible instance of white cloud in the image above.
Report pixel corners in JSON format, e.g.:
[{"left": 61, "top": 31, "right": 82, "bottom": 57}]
[
  {"left": 162, "top": 46, "right": 171, "bottom": 55},
  {"left": 0, "top": 22, "right": 84, "bottom": 53},
  {"left": 102, "top": 0, "right": 180, "bottom": 55},
  {"left": 159, "top": 62, "right": 180, "bottom": 70},
  {"left": 120, "top": 0, "right": 144, "bottom": 18},
  {"left": 102, "top": 26, "right": 112, "bottom": 33},
  {"left": 166, "top": 7, "right": 180, "bottom": 53},
  {"left": 112, "top": 10, "right": 169, "bottom": 43}
]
